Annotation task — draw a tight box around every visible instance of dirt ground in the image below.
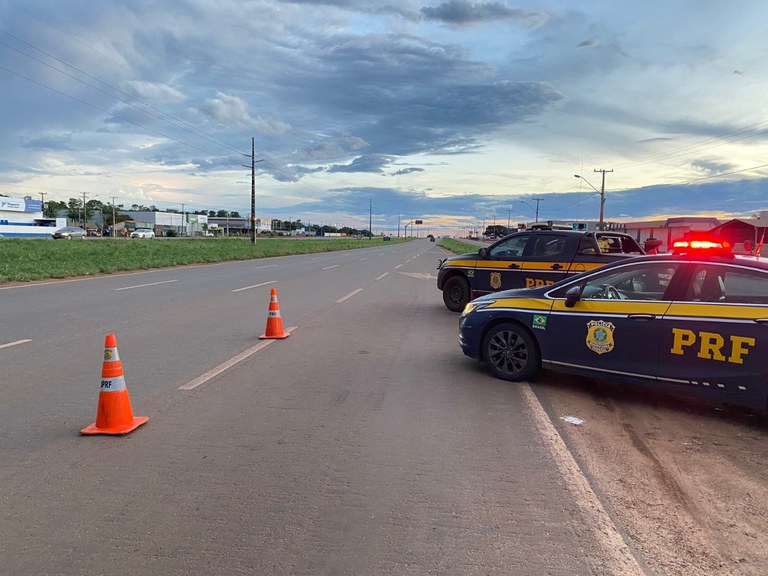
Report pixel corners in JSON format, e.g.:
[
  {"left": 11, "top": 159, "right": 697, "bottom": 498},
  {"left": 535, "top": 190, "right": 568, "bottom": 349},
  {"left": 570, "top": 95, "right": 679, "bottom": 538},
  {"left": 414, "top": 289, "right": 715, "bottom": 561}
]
[{"left": 538, "top": 373, "right": 768, "bottom": 576}]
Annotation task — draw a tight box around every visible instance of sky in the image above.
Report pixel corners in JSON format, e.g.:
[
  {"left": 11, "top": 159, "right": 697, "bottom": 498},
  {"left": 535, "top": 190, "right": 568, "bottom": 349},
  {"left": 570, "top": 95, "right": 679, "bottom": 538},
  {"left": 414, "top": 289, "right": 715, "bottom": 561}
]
[{"left": 1, "top": 0, "right": 768, "bottom": 235}]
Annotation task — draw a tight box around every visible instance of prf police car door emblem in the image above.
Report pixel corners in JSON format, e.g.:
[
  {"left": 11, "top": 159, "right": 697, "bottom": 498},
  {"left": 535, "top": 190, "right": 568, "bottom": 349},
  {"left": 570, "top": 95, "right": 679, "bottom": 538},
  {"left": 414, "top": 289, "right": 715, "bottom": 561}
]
[
  {"left": 489, "top": 272, "right": 502, "bottom": 290},
  {"left": 586, "top": 320, "right": 615, "bottom": 355}
]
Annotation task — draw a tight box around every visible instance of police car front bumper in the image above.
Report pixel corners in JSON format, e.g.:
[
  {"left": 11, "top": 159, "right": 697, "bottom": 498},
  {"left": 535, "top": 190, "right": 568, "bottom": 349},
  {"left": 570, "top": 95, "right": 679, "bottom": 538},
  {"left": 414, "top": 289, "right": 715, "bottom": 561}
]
[{"left": 458, "top": 302, "right": 493, "bottom": 360}]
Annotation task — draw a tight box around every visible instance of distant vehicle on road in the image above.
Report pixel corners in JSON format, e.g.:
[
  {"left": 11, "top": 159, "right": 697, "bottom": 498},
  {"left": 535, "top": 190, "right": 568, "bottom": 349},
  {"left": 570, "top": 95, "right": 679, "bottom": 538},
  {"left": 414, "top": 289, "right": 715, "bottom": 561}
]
[
  {"left": 130, "top": 228, "right": 155, "bottom": 239},
  {"left": 52, "top": 226, "right": 86, "bottom": 239},
  {"left": 459, "top": 239, "right": 768, "bottom": 410}
]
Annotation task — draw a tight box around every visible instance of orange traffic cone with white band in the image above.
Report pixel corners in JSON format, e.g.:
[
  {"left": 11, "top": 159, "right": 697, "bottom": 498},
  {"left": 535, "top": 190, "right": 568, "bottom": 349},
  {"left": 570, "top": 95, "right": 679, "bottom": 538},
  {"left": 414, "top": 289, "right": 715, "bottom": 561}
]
[
  {"left": 81, "top": 333, "right": 149, "bottom": 435},
  {"left": 259, "top": 288, "right": 290, "bottom": 339}
]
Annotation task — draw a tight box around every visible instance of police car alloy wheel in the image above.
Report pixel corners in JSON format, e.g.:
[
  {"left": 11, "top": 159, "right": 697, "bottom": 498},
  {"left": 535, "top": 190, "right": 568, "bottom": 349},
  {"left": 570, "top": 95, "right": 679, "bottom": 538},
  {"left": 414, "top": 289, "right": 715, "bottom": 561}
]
[
  {"left": 482, "top": 323, "right": 541, "bottom": 381},
  {"left": 443, "top": 276, "right": 471, "bottom": 312}
]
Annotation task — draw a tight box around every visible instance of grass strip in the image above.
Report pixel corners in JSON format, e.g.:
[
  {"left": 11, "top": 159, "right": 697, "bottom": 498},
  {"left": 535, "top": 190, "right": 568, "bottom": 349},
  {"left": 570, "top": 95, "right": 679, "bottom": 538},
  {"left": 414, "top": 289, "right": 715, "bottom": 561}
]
[
  {"left": 437, "top": 237, "right": 480, "bottom": 254},
  {"left": 0, "top": 237, "right": 410, "bottom": 283}
]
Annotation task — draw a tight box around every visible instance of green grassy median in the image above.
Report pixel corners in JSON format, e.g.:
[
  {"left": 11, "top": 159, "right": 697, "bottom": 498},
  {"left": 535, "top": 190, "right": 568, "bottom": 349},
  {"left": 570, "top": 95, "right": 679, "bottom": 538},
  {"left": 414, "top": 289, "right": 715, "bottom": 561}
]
[
  {"left": 0, "top": 236, "right": 411, "bottom": 284},
  {"left": 437, "top": 237, "right": 479, "bottom": 254}
]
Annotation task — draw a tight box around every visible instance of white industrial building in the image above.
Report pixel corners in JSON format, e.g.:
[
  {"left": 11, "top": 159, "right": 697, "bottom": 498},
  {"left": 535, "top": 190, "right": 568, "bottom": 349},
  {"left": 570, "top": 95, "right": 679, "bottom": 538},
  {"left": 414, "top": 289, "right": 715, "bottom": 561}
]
[
  {"left": 120, "top": 211, "right": 211, "bottom": 237},
  {"left": 0, "top": 196, "right": 64, "bottom": 237}
]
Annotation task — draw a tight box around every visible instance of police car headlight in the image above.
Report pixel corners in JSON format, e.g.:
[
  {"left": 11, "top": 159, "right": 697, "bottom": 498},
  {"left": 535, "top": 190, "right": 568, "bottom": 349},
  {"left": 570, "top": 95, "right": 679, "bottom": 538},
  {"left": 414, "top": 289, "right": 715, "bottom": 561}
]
[{"left": 462, "top": 300, "right": 494, "bottom": 316}]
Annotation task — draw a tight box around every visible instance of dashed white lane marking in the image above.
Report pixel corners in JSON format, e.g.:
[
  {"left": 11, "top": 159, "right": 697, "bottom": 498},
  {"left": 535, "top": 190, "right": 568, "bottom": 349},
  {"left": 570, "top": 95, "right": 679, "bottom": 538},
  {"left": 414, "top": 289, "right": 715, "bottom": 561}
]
[
  {"left": 376, "top": 273, "right": 388, "bottom": 280},
  {"left": 254, "top": 264, "right": 277, "bottom": 270},
  {"left": 114, "top": 279, "right": 179, "bottom": 291},
  {"left": 323, "top": 265, "right": 340, "bottom": 270},
  {"left": 179, "top": 328, "right": 298, "bottom": 390},
  {"left": 394, "top": 264, "right": 402, "bottom": 269},
  {"left": 520, "top": 384, "right": 645, "bottom": 575},
  {"left": 336, "top": 288, "right": 363, "bottom": 303},
  {"left": 0, "top": 339, "right": 32, "bottom": 350},
  {"left": 232, "top": 280, "right": 276, "bottom": 293}
]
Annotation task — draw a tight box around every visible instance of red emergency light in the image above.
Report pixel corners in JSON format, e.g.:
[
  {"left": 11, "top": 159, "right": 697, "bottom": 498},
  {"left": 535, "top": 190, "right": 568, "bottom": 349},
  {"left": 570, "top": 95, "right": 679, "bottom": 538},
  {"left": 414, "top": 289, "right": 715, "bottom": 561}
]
[{"left": 672, "top": 238, "right": 733, "bottom": 256}]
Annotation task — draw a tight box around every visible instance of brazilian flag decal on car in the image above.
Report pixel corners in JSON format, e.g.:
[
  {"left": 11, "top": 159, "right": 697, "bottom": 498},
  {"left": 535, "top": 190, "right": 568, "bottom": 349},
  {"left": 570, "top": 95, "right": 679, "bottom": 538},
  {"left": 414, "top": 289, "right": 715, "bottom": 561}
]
[{"left": 532, "top": 314, "right": 547, "bottom": 330}]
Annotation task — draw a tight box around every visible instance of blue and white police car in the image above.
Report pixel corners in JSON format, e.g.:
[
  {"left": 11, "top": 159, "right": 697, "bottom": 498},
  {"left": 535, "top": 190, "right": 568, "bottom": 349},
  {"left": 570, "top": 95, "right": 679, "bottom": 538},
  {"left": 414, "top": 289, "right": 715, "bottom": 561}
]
[{"left": 458, "top": 240, "right": 768, "bottom": 410}]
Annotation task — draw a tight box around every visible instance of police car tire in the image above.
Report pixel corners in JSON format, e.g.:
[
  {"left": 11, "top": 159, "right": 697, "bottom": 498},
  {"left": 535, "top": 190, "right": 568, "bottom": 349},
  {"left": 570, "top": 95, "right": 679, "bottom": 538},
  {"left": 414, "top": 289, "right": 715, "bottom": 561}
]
[
  {"left": 443, "top": 276, "right": 470, "bottom": 312},
  {"left": 482, "top": 322, "right": 541, "bottom": 382}
]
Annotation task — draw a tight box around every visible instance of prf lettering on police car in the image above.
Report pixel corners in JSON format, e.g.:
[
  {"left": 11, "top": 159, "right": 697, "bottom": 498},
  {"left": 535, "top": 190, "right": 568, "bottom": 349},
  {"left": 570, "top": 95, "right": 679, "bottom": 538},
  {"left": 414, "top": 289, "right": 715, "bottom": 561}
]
[
  {"left": 525, "top": 278, "right": 555, "bottom": 288},
  {"left": 670, "top": 328, "right": 755, "bottom": 364}
]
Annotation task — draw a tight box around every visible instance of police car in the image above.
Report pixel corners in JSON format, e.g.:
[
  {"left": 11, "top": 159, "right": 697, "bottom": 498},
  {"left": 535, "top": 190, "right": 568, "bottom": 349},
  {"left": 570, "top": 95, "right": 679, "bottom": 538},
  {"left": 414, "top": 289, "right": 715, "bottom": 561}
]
[
  {"left": 458, "top": 240, "right": 768, "bottom": 410},
  {"left": 437, "top": 226, "right": 644, "bottom": 311}
]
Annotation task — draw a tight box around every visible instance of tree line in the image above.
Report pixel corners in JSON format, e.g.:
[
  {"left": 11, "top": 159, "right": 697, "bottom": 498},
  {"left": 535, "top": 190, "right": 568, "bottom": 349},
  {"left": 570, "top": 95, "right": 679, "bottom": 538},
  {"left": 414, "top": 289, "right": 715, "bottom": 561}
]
[
  {"left": 40, "top": 198, "right": 242, "bottom": 227},
  {"left": 33, "top": 197, "right": 371, "bottom": 236}
]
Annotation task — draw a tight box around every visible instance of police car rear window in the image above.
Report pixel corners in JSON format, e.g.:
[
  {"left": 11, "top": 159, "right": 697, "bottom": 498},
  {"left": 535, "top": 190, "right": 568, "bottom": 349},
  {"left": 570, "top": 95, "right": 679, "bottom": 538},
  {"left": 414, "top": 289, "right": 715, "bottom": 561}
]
[
  {"left": 685, "top": 265, "right": 768, "bottom": 304},
  {"left": 595, "top": 234, "right": 644, "bottom": 255}
]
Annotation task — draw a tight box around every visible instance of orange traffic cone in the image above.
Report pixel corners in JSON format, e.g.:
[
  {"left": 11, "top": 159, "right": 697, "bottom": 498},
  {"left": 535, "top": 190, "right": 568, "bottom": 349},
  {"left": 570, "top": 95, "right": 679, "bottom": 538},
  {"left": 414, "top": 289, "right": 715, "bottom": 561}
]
[
  {"left": 81, "top": 333, "right": 149, "bottom": 435},
  {"left": 260, "top": 288, "right": 290, "bottom": 339}
]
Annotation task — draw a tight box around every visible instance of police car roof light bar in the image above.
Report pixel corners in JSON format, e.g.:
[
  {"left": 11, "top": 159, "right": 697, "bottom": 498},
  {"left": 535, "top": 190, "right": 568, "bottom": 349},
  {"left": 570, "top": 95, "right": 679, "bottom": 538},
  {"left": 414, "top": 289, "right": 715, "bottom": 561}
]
[{"left": 672, "top": 239, "right": 733, "bottom": 257}]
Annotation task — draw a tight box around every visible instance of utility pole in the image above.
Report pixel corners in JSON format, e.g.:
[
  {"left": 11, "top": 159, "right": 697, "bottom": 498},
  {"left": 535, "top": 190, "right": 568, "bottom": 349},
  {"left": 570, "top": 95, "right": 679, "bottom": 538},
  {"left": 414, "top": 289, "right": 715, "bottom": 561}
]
[
  {"left": 250, "top": 137, "right": 256, "bottom": 243},
  {"left": 594, "top": 169, "right": 613, "bottom": 230},
  {"left": 181, "top": 203, "right": 185, "bottom": 237},
  {"left": 533, "top": 198, "right": 544, "bottom": 222},
  {"left": 243, "top": 137, "right": 264, "bottom": 244},
  {"left": 369, "top": 197, "right": 372, "bottom": 240},
  {"left": 82, "top": 192, "right": 89, "bottom": 228},
  {"left": 39, "top": 192, "right": 47, "bottom": 217},
  {"left": 111, "top": 196, "right": 117, "bottom": 237}
]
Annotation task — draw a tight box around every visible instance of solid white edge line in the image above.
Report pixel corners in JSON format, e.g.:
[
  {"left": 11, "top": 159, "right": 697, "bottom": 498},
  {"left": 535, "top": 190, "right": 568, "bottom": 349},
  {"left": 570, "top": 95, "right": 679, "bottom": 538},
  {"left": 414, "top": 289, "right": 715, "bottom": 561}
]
[
  {"left": 336, "top": 288, "right": 363, "bottom": 303},
  {"left": 520, "top": 384, "right": 645, "bottom": 575},
  {"left": 114, "top": 279, "right": 179, "bottom": 291},
  {"left": 0, "top": 339, "right": 32, "bottom": 350},
  {"left": 323, "top": 264, "right": 340, "bottom": 270},
  {"left": 232, "top": 280, "right": 276, "bottom": 293},
  {"left": 179, "top": 327, "right": 298, "bottom": 390}
]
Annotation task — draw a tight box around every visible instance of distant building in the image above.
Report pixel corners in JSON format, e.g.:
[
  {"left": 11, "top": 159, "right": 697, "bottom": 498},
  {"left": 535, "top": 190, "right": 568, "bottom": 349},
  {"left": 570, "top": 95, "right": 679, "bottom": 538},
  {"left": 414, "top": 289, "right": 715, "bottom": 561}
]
[
  {"left": 121, "top": 211, "right": 214, "bottom": 237},
  {"left": 0, "top": 196, "right": 64, "bottom": 237},
  {"left": 708, "top": 211, "right": 768, "bottom": 254},
  {"left": 206, "top": 216, "right": 272, "bottom": 235},
  {"left": 617, "top": 217, "right": 721, "bottom": 253}
]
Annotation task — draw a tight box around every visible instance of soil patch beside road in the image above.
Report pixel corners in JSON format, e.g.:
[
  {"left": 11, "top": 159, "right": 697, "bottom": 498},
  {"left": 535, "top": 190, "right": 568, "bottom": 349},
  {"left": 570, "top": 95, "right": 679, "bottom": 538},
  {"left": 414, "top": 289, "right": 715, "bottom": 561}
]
[{"left": 537, "top": 374, "right": 768, "bottom": 576}]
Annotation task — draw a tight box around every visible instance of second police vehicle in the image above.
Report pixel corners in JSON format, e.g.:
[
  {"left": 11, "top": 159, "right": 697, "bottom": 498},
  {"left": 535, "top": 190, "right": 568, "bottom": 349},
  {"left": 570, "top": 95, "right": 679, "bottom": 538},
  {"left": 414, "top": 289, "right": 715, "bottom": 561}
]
[
  {"left": 437, "top": 225, "right": 645, "bottom": 312},
  {"left": 458, "top": 239, "right": 768, "bottom": 410}
]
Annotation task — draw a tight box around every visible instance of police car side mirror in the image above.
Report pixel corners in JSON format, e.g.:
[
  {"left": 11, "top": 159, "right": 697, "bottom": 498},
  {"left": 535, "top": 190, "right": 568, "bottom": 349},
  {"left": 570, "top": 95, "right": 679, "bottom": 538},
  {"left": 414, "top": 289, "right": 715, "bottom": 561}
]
[
  {"left": 478, "top": 247, "right": 488, "bottom": 258},
  {"left": 564, "top": 285, "right": 582, "bottom": 308}
]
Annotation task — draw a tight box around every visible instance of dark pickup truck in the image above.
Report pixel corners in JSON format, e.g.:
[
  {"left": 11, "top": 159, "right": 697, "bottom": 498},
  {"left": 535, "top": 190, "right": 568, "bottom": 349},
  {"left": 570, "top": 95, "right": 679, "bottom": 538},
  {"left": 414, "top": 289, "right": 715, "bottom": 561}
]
[{"left": 437, "top": 227, "right": 645, "bottom": 311}]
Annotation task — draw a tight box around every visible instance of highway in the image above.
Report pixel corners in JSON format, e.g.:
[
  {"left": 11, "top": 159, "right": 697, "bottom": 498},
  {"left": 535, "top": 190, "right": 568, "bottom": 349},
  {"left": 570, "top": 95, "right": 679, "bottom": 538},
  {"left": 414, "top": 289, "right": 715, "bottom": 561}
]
[
  {"left": 1, "top": 239, "right": 766, "bottom": 575},
  {"left": 0, "top": 240, "right": 638, "bottom": 575}
]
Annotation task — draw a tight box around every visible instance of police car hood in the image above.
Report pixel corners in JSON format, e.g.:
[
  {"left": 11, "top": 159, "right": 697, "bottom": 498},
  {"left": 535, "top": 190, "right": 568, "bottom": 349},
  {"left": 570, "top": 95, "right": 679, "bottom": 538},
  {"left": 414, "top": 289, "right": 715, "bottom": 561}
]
[
  {"left": 443, "top": 251, "right": 479, "bottom": 263},
  {"left": 471, "top": 285, "right": 548, "bottom": 304}
]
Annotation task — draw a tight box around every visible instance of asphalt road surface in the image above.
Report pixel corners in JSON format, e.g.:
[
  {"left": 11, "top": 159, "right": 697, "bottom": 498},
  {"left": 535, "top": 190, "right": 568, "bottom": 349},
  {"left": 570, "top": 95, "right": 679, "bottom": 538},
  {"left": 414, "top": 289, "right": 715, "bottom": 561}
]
[{"left": 1, "top": 239, "right": 765, "bottom": 575}]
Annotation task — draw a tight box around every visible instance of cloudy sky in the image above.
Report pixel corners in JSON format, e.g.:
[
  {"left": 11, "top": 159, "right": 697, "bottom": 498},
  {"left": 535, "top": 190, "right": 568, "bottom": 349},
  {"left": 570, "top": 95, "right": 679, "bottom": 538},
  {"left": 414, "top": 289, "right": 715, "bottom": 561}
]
[{"left": 1, "top": 0, "right": 767, "bottom": 234}]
